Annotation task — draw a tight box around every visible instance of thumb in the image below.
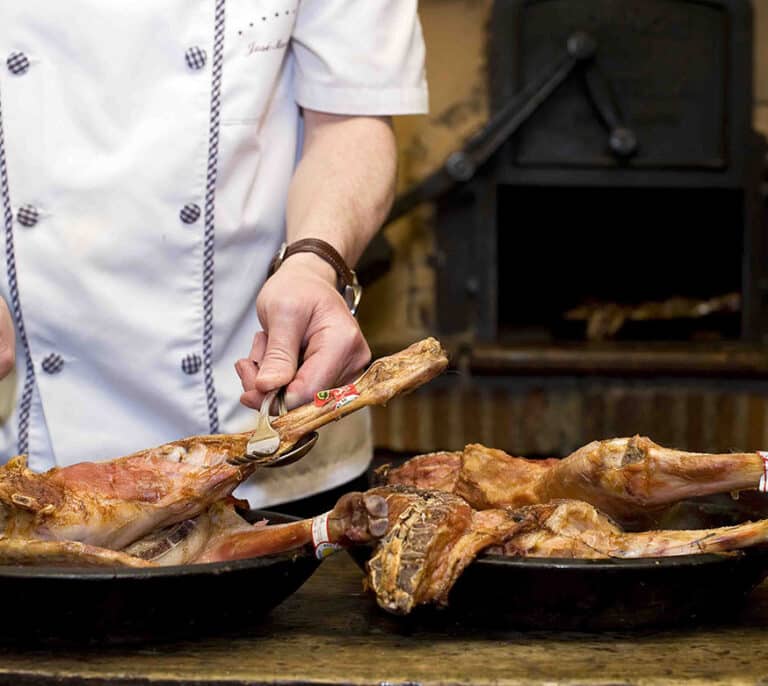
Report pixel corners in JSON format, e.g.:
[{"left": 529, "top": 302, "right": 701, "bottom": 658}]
[
  {"left": 0, "top": 298, "right": 15, "bottom": 379},
  {"left": 254, "top": 309, "right": 307, "bottom": 393}
]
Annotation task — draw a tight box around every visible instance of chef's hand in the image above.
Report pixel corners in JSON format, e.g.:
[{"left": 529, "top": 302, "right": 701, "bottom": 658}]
[
  {"left": 235, "top": 253, "right": 371, "bottom": 410},
  {"left": 0, "top": 297, "right": 15, "bottom": 380}
]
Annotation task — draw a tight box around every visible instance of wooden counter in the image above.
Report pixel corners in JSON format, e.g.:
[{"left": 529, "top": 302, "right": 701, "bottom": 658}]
[{"left": 0, "top": 553, "right": 767, "bottom": 685}]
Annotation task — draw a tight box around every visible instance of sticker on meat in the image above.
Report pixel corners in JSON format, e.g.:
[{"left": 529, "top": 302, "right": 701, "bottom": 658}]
[{"left": 314, "top": 383, "right": 360, "bottom": 410}]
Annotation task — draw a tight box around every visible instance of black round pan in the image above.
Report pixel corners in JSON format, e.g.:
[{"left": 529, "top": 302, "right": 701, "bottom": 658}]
[
  {"left": 348, "top": 547, "right": 768, "bottom": 630},
  {"left": 0, "top": 511, "right": 320, "bottom": 645}
]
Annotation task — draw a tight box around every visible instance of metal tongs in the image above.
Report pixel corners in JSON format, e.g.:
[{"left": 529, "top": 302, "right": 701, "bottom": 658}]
[{"left": 228, "top": 388, "right": 319, "bottom": 468}]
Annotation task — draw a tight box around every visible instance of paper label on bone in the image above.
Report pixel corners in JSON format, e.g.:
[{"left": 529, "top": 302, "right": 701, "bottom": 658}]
[
  {"left": 311, "top": 511, "right": 342, "bottom": 560},
  {"left": 759, "top": 451, "right": 768, "bottom": 493},
  {"left": 313, "top": 383, "right": 360, "bottom": 411}
]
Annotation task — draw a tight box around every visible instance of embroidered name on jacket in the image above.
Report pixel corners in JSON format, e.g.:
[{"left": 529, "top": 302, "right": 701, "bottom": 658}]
[{"left": 247, "top": 39, "right": 289, "bottom": 55}]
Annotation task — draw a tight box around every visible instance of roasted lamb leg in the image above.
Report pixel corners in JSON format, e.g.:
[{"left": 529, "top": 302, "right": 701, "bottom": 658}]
[
  {"left": 382, "top": 437, "right": 766, "bottom": 529},
  {"left": 122, "top": 492, "right": 388, "bottom": 566},
  {"left": 130, "top": 337, "right": 448, "bottom": 465},
  {"left": 0, "top": 491, "right": 392, "bottom": 568},
  {"left": 190, "top": 491, "right": 389, "bottom": 565},
  {"left": 532, "top": 437, "right": 765, "bottom": 528},
  {"left": 495, "top": 499, "right": 768, "bottom": 560}
]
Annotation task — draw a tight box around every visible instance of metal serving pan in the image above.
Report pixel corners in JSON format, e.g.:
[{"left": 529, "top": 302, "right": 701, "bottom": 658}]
[
  {"left": 348, "top": 547, "right": 768, "bottom": 631},
  {"left": 0, "top": 511, "right": 320, "bottom": 645}
]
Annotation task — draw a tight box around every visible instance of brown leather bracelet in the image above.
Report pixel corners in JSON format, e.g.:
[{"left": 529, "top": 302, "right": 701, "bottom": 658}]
[{"left": 268, "top": 238, "right": 363, "bottom": 316}]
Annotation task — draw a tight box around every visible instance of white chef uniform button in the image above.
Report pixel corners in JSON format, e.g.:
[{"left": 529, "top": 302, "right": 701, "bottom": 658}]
[
  {"left": 16, "top": 204, "right": 39, "bottom": 227},
  {"left": 185, "top": 47, "right": 207, "bottom": 71},
  {"left": 181, "top": 354, "right": 202, "bottom": 375},
  {"left": 6, "top": 51, "right": 30, "bottom": 75},
  {"left": 41, "top": 353, "right": 64, "bottom": 375},
  {"left": 180, "top": 203, "right": 201, "bottom": 224}
]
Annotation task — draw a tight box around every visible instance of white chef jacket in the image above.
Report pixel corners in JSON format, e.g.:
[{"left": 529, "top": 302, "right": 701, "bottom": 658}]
[{"left": 0, "top": 1, "right": 428, "bottom": 507}]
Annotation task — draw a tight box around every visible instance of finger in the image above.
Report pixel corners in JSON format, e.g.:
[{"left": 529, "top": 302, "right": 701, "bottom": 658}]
[
  {"left": 239, "top": 389, "right": 264, "bottom": 411},
  {"left": 235, "top": 359, "right": 259, "bottom": 390},
  {"left": 254, "top": 310, "right": 307, "bottom": 393},
  {"left": 237, "top": 363, "right": 265, "bottom": 410},
  {"left": 235, "top": 332, "right": 267, "bottom": 392},
  {"left": 0, "top": 298, "right": 15, "bottom": 379},
  {"left": 285, "top": 326, "right": 370, "bottom": 408}
]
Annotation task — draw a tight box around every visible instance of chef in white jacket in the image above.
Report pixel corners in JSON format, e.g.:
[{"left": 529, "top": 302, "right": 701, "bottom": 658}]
[{"left": 0, "top": 2, "right": 427, "bottom": 508}]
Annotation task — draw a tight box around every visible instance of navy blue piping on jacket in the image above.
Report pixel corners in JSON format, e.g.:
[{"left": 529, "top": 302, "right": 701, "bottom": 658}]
[
  {"left": 0, "top": 88, "right": 36, "bottom": 455},
  {"left": 201, "top": 0, "right": 227, "bottom": 433}
]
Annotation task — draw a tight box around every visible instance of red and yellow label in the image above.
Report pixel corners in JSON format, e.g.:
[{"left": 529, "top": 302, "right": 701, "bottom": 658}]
[{"left": 314, "top": 383, "right": 360, "bottom": 410}]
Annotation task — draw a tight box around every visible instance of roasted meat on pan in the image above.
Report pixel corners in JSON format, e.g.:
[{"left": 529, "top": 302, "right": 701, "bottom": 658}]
[
  {"left": 0, "top": 338, "right": 447, "bottom": 550},
  {"left": 360, "top": 487, "right": 768, "bottom": 614},
  {"left": 380, "top": 436, "right": 767, "bottom": 529}
]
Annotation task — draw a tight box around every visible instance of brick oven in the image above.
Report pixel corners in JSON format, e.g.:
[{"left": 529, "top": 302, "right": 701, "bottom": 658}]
[{"left": 370, "top": 0, "right": 768, "bottom": 458}]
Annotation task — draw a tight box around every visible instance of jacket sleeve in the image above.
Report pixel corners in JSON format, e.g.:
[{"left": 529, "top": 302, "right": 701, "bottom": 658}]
[{"left": 290, "top": 0, "right": 428, "bottom": 116}]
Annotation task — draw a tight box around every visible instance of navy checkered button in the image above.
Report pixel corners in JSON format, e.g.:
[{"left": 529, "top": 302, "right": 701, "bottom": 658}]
[
  {"left": 41, "top": 353, "right": 64, "bottom": 375},
  {"left": 16, "top": 205, "right": 39, "bottom": 228},
  {"left": 180, "top": 203, "right": 201, "bottom": 224},
  {"left": 6, "top": 51, "right": 30, "bottom": 75},
  {"left": 185, "top": 46, "right": 207, "bottom": 70},
  {"left": 181, "top": 354, "right": 202, "bottom": 375}
]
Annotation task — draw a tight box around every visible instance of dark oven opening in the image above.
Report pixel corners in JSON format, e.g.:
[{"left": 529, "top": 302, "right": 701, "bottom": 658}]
[{"left": 496, "top": 185, "right": 745, "bottom": 343}]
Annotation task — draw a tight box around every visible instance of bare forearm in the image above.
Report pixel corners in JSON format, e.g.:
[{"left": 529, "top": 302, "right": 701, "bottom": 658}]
[
  {"left": 237, "top": 112, "right": 394, "bottom": 406},
  {"left": 286, "top": 110, "right": 397, "bottom": 268}
]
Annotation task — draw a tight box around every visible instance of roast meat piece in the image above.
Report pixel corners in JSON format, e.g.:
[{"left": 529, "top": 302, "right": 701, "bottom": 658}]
[
  {"left": 375, "top": 451, "right": 463, "bottom": 492},
  {"left": 0, "top": 338, "right": 447, "bottom": 550},
  {"left": 164, "top": 491, "right": 389, "bottom": 566},
  {"left": 0, "top": 454, "right": 244, "bottom": 549},
  {"left": 0, "top": 491, "right": 391, "bottom": 568},
  {"left": 494, "top": 499, "right": 768, "bottom": 560},
  {"left": 381, "top": 437, "right": 765, "bottom": 529},
  {"left": 363, "top": 487, "right": 526, "bottom": 614},
  {"left": 361, "top": 487, "right": 768, "bottom": 614}
]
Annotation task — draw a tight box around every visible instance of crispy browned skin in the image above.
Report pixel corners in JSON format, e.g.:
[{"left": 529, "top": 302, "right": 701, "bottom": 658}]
[
  {"left": 375, "top": 451, "right": 462, "bottom": 491},
  {"left": 495, "top": 499, "right": 768, "bottom": 559},
  {"left": 0, "top": 455, "right": 244, "bottom": 549},
  {"left": 456, "top": 446, "right": 559, "bottom": 510},
  {"left": 383, "top": 437, "right": 765, "bottom": 529},
  {"left": 534, "top": 437, "right": 764, "bottom": 528}
]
